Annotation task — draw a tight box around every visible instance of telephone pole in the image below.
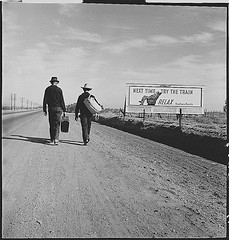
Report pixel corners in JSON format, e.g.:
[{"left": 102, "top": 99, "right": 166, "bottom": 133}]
[
  {"left": 13, "top": 94, "right": 16, "bottom": 110},
  {"left": 21, "top": 97, "right": 24, "bottom": 110},
  {"left": 11, "top": 94, "right": 13, "bottom": 110}
]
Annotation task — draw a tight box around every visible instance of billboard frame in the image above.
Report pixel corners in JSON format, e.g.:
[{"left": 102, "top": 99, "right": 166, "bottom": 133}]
[{"left": 125, "top": 83, "right": 205, "bottom": 115}]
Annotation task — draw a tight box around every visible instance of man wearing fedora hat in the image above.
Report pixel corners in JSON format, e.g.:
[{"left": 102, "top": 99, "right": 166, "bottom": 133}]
[
  {"left": 75, "top": 83, "right": 99, "bottom": 145},
  {"left": 43, "top": 77, "right": 66, "bottom": 145}
]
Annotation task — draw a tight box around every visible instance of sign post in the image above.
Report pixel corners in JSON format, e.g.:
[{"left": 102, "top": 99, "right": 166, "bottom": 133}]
[
  {"left": 178, "top": 108, "right": 182, "bottom": 128},
  {"left": 123, "top": 96, "right": 126, "bottom": 119}
]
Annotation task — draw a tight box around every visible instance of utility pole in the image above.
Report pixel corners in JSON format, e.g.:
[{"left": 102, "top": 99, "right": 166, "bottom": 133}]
[
  {"left": 21, "top": 97, "right": 24, "bottom": 110},
  {"left": 11, "top": 93, "right": 13, "bottom": 110},
  {"left": 13, "top": 94, "right": 16, "bottom": 110}
]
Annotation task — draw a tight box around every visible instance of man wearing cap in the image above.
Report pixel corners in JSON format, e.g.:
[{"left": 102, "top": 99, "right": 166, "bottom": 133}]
[
  {"left": 74, "top": 83, "right": 97, "bottom": 145},
  {"left": 43, "top": 77, "right": 66, "bottom": 145}
]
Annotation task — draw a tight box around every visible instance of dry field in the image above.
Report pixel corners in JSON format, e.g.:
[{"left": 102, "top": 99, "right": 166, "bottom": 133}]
[
  {"left": 99, "top": 110, "right": 227, "bottom": 139},
  {"left": 97, "top": 110, "right": 227, "bottom": 164}
]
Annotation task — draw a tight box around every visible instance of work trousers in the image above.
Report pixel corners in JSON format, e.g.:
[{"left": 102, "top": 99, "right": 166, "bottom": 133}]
[
  {"left": 48, "top": 107, "right": 62, "bottom": 141},
  {"left": 80, "top": 115, "right": 92, "bottom": 143}
]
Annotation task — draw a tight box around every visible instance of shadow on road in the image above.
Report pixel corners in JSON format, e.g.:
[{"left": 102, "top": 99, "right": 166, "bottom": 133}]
[
  {"left": 59, "top": 140, "right": 84, "bottom": 146},
  {"left": 3, "top": 135, "right": 85, "bottom": 146},
  {"left": 3, "top": 135, "right": 50, "bottom": 145}
]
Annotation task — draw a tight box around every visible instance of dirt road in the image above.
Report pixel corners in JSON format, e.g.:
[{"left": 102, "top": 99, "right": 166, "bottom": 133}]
[{"left": 2, "top": 112, "right": 226, "bottom": 238}]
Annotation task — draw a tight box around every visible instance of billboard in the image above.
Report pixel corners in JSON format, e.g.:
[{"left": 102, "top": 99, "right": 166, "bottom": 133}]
[{"left": 126, "top": 83, "right": 204, "bottom": 114}]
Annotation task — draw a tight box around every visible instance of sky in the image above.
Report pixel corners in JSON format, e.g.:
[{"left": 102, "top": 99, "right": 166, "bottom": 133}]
[{"left": 2, "top": 2, "right": 227, "bottom": 111}]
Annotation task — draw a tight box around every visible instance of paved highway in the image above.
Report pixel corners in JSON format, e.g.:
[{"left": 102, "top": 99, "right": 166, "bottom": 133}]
[{"left": 2, "top": 111, "right": 226, "bottom": 238}]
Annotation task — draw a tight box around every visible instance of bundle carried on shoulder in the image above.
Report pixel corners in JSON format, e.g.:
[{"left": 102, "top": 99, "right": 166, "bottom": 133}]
[{"left": 84, "top": 95, "right": 103, "bottom": 115}]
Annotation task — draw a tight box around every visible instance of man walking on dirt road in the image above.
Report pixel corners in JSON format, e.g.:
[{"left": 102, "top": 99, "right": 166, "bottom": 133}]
[
  {"left": 43, "top": 77, "right": 66, "bottom": 145},
  {"left": 75, "top": 83, "right": 102, "bottom": 146}
]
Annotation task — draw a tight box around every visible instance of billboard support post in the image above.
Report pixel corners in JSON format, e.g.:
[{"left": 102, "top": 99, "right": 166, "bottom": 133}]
[
  {"left": 120, "top": 96, "right": 127, "bottom": 119},
  {"left": 178, "top": 108, "right": 182, "bottom": 128},
  {"left": 119, "top": 108, "right": 126, "bottom": 119},
  {"left": 123, "top": 96, "right": 126, "bottom": 119}
]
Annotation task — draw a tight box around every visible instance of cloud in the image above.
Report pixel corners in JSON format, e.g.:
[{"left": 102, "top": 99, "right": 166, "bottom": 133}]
[
  {"left": 63, "top": 27, "right": 105, "bottom": 43},
  {"left": 2, "top": 8, "right": 22, "bottom": 50},
  {"left": 57, "top": 4, "right": 78, "bottom": 16},
  {"left": 208, "top": 20, "right": 226, "bottom": 33},
  {"left": 46, "top": 34, "right": 65, "bottom": 46},
  {"left": 105, "top": 24, "right": 135, "bottom": 30},
  {"left": 49, "top": 26, "right": 105, "bottom": 44},
  {"left": 58, "top": 4, "right": 74, "bottom": 16},
  {"left": 16, "top": 45, "right": 50, "bottom": 74},
  {"left": 122, "top": 53, "right": 225, "bottom": 87},
  {"left": 3, "top": 10, "right": 20, "bottom": 31},
  {"left": 5, "top": 41, "right": 89, "bottom": 81},
  {"left": 104, "top": 31, "right": 215, "bottom": 55},
  {"left": 181, "top": 32, "right": 214, "bottom": 44},
  {"left": 104, "top": 35, "right": 178, "bottom": 54},
  {"left": 3, "top": 40, "right": 91, "bottom": 105},
  {"left": 21, "top": 46, "right": 89, "bottom": 78},
  {"left": 36, "top": 42, "right": 51, "bottom": 54},
  {"left": 53, "top": 19, "right": 61, "bottom": 28},
  {"left": 167, "top": 55, "right": 201, "bottom": 69},
  {"left": 49, "top": 47, "right": 90, "bottom": 74},
  {"left": 149, "top": 35, "right": 179, "bottom": 45},
  {"left": 104, "top": 38, "right": 147, "bottom": 54}
]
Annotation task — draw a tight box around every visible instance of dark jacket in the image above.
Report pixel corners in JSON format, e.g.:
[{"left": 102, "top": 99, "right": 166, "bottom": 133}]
[
  {"left": 75, "top": 92, "right": 94, "bottom": 117},
  {"left": 43, "top": 85, "right": 66, "bottom": 113}
]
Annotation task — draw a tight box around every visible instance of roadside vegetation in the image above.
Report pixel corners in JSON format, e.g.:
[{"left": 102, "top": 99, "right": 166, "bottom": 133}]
[
  {"left": 66, "top": 105, "right": 226, "bottom": 140},
  {"left": 66, "top": 104, "right": 227, "bottom": 163}
]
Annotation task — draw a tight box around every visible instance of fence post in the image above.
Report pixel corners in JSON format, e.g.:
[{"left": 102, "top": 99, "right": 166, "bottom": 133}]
[{"left": 143, "top": 109, "right": 146, "bottom": 122}]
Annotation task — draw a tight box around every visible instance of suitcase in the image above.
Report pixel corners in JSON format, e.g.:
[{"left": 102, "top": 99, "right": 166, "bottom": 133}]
[
  {"left": 61, "top": 115, "right": 69, "bottom": 132},
  {"left": 84, "top": 96, "right": 103, "bottom": 115}
]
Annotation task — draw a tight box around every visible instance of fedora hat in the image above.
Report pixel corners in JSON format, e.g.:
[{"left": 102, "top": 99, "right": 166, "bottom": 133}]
[
  {"left": 50, "top": 77, "right": 59, "bottom": 83},
  {"left": 81, "top": 83, "right": 92, "bottom": 91}
]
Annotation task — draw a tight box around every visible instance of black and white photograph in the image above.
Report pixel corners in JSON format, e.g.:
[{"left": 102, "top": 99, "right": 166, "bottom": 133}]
[{"left": 2, "top": 0, "right": 228, "bottom": 238}]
